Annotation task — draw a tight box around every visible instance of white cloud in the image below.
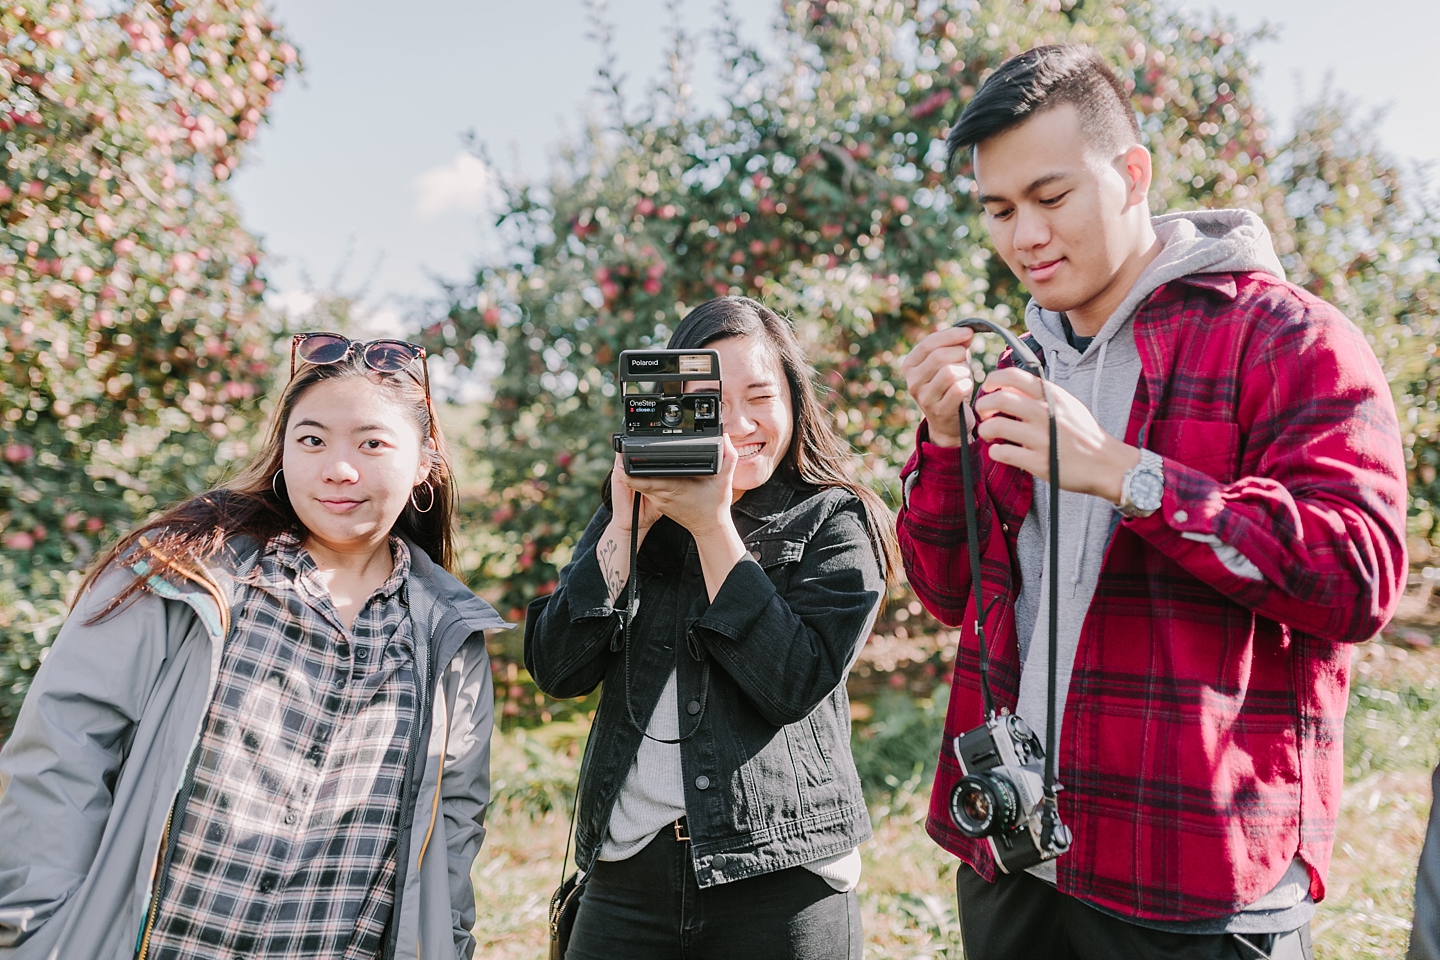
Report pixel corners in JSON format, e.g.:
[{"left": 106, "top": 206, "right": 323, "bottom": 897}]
[
  {"left": 413, "top": 153, "right": 495, "bottom": 220},
  {"left": 266, "top": 288, "right": 317, "bottom": 322},
  {"left": 352, "top": 306, "right": 405, "bottom": 339}
]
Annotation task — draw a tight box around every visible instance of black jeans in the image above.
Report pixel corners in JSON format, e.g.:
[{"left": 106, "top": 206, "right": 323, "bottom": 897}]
[
  {"left": 956, "top": 865, "right": 1313, "bottom": 960},
  {"left": 566, "top": 827, "right": 861, "bottom": 960}
]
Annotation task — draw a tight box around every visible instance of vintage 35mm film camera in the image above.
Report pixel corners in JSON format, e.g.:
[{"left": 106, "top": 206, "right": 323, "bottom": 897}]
[
  {"left": 612, "top": 349, "right": 723, "bottom": 476},
  {"left": 950, "top": 714, "right": 1072, "bottom": 873}
]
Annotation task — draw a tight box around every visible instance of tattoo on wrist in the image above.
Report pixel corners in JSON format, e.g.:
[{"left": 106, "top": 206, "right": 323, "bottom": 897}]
[{"left": 597, "top": 536, "right": 625, "bottom": 601}]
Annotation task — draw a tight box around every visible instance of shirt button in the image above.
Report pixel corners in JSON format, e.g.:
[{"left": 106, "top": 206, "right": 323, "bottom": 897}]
[
  {"left": 712, "top": 854, "right": 728, "bottom": 870},
  {"left": 336, "top": 677, "right": 347, "bottom": 689},
  {"left": 259, "top": 876, "right": 276, "bottom": 893},
  {"left": 284, "top": 812, "right": 297, "bottom": 824},
  {"left": 695, "top": 775, "right": 711, "bottom": 791},
  {"left": 356, "top": 648, "right": 369, "bottom": 660},
  {"left": 687, "top": 700, "right": 701, "bottom": 715},
  {"left": 1173, "top": 509, "right": 1189, "bottom": 523}
]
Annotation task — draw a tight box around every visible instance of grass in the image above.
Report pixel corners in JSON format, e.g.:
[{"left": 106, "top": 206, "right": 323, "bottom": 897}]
[
  {"left": 472, "top": 633, "right": 1440, "bottom": 958},
  {"left": 1312, "top": 638, "right": 1439, "bottom": 959}
]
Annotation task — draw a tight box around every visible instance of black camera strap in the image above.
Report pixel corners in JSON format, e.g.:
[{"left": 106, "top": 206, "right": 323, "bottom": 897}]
[
  {"left": 957, "top": 389, "right": 999, "bottom": 721},
  {"left": 951, "top": 319, "right": 1064, "bottom": 847},
  {"left": 620, "top": 491, "right": 708, "bottom": 744}
]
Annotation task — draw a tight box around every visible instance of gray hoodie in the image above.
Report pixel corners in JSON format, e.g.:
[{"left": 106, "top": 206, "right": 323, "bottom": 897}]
[{"left": 1012, "top": 210, "right": 1286, "bottom": 904}]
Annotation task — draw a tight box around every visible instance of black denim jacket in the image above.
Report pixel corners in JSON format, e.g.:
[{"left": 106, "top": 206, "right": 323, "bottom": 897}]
[{"left": 524, "top": 474, "right": 882, "bottom": 887}]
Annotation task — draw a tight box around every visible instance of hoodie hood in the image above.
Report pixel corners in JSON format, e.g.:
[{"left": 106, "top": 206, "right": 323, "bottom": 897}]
[{"left": 1025, "top": 208, "right": 1285, "bottom": 363}]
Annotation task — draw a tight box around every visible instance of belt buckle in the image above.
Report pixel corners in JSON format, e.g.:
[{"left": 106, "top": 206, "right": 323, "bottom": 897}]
[{"left": 673, "top": 818, "right": 689, "bottom": 842}]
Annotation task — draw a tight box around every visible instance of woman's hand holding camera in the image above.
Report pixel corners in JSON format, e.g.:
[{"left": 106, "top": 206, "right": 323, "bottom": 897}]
[
  {"left": 607, "top": 459, "right": 665, "bottom": 540},
  {"left": 598, "top": 437, "right": 750, "bottom": 605}
]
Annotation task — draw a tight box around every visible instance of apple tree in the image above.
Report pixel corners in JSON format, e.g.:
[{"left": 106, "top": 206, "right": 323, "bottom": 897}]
[
  {"left": 0, "top": 0, "right": 297, "bottom": 731},
  {"left": 427, "top": 0, "right": 1436, "bottom": 720}
]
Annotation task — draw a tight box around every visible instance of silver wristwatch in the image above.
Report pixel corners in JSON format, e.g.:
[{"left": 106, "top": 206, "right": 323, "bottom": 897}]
[{"left": 1117, "top": 448, "right": 1165, "bottom": 519}]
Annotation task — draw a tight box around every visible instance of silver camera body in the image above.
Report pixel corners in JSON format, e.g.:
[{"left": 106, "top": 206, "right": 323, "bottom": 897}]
[{"left": 950, "top": 714, "right": 1071, "bottom": 874}]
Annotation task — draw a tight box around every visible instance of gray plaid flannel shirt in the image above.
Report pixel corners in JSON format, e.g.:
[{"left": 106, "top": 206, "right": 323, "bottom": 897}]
[{"left": 147, "top": 532, "right": 418, "bottom": 960}]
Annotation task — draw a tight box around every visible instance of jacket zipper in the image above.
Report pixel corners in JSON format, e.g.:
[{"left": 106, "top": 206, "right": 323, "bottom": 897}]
[
  {"left": 136, "top": 543, "right": 276, "bottom": 960},
  {"left": 135, "top": 738, "right": 206, "bottom": 960},
  {"left": 380, "top": 591, "right": 436, "bottom": 960},
  {"left": 133, "top": 808, "right": 173, "bottom": 960},
  {"left": 416, "top": 721, "right": 449, "bottom": 871}
]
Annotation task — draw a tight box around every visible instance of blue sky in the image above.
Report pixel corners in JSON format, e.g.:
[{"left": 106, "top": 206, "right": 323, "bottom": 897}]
[{"left": 229, "top": 0, "right": 1440, "bottom": 329}]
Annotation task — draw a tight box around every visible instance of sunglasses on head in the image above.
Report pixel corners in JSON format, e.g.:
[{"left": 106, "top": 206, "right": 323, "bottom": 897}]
[{"left": 289, "top": 332, "right": 431, "bottom": 401}]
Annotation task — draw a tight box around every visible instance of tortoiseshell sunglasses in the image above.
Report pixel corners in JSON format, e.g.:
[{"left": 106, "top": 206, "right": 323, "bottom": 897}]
[{"left": 289, "top": 332, "right": 431, "bottom": 402}]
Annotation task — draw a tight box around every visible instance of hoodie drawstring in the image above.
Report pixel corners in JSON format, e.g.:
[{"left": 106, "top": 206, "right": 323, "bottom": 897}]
[{"left": 1070, "top": 340, "right": 1109, "bottom": 596}]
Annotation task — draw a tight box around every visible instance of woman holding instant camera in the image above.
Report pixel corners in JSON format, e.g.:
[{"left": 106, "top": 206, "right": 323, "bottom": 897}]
[
  {"left": 526, "top": 297, "right": 897, "bottom": 960},
  {"left": 0, "top": 333, "right": 507, "bottom": 960}
]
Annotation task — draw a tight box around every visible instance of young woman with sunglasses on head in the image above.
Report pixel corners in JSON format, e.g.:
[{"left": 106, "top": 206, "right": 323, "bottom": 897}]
[
  {"left": 0, "top": 334, "right": 508, "bottom": 960},
  {"left": 526, "top": 298, "right": 899, "bottom": 960}
]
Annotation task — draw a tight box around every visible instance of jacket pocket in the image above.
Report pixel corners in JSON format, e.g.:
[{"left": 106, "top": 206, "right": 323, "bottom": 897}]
[
  {"left": 785, "top": 714, "right": 834, "bottom": 789},
  {"left": 746, "top": 537, "right": 805, "bottom": 569},
  {"left": 744, "top": 536, "right": 807, "bottom": 598},
  {"left": 1147, "top": 419, "right": 1241, "bottom": 484}
]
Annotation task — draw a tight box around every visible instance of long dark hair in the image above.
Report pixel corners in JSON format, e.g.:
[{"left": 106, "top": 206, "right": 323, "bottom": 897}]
[
  {"left": 669, "top": 296, "right": 900, "bottom": 591},
  {"left": 76, "top": 350, "right": 458, "bottom": 628}
]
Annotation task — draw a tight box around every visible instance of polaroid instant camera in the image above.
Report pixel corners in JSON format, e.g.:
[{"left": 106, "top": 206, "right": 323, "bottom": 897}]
[{"left": 612, "top": 349, "right": 723, "bottom": 477}]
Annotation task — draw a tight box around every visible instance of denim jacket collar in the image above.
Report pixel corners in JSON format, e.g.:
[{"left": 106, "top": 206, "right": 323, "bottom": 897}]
[{"left": 732, "top": 471, "right": 809, "bottom": 525}]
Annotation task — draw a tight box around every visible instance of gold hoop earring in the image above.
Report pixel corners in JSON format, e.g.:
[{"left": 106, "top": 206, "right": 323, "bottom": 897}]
[
  {"left": 410, "top": 481, "right": 436, "bottom": 513},
  {"left": 271, "top": 469, "right": 287, "bottom": 501}
]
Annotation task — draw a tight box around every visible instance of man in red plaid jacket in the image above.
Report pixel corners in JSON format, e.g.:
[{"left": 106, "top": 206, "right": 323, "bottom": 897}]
[{"left": 898, "top": 45, "right": 1408, "bottom": 959}]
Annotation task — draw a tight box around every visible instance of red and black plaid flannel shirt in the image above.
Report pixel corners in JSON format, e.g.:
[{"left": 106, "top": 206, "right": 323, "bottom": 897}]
[{"left": 898, "top": 271, "right": 1408, "bottom": 922}]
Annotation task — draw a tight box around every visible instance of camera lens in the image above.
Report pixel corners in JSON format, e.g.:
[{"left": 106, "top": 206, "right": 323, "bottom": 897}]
[
  {"left": 662, "top": 402, "right": 683, "bottom": 427},
  {"left": 950, "top": 772, "right": 1020, "bottom": 838}
]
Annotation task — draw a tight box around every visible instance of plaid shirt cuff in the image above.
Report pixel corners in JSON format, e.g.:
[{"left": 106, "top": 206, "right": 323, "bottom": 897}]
[
  {"left": 901, "top": 420, "right": 970, "bottom": 510},
  {"left": 1124, "top": 456, "right": 1226, "bottom": 537},
  {"left": 1121, "top": 457, "right": 1273, "bottom": 603}
]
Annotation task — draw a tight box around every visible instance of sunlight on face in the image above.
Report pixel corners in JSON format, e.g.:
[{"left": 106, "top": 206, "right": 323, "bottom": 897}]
[
  {"left": 690, "top": 334, "right": 794, "bottom": 495},
  {"left": 973, "top": 103, "right": 1146, "bottom": 327},
  {"left": 282, "top": 377, "right": 431, "bottom": 555}
]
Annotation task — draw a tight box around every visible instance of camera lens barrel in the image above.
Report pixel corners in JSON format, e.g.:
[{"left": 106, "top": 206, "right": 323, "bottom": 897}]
[{"left": 950, "top": 772, "right": 1021, "bottom": 838}]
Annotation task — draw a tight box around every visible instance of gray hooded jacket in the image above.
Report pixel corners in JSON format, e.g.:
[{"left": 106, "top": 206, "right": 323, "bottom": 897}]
[{"left": 0, "top": 537, "right": 508, "bottom": 960}]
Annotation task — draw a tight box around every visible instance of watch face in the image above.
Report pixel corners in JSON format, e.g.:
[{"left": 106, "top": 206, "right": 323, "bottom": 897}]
[{"left": 1130, "top": 468, "right": 1164, "bottom": 512}]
